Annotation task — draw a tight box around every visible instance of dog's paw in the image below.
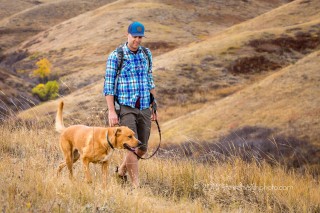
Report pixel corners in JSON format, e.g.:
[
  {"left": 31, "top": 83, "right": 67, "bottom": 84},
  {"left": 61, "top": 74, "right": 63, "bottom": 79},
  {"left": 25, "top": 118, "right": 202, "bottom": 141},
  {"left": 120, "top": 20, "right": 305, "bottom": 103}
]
[{"left": 115, "top": 166, "right": 128, "bottom": 185}]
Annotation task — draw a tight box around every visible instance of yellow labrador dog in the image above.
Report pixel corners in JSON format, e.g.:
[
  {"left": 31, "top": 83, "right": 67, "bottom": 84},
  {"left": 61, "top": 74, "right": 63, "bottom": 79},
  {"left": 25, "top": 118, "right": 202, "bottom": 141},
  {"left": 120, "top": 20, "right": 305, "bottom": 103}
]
[{"left": 55, "top": 101, "right": 141, "bottom": 188}]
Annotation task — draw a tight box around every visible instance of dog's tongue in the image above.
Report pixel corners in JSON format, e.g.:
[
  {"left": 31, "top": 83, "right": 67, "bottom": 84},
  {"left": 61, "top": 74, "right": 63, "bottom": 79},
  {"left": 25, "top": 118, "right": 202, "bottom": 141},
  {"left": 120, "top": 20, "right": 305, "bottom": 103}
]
[{"left": 124, "top": 143, "right": 135, "bottom": 151}]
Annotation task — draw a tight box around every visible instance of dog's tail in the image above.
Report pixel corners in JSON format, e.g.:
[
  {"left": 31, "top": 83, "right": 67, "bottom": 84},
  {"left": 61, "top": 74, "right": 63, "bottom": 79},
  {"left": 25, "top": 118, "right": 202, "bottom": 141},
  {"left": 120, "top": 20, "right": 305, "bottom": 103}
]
[{"left": 55, "top": 101, "right": 65, "bottom": 133}]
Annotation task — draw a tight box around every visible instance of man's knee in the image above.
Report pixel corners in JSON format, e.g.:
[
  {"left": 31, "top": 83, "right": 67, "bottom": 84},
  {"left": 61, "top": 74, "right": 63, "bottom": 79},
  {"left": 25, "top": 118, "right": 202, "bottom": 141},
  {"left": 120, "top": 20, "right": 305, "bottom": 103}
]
[
  {"left": 130, "top": 148, "right": 146, "bottom": 160},
  {"left": 136, "top": 148, "right": 146, "bottom": 157}
]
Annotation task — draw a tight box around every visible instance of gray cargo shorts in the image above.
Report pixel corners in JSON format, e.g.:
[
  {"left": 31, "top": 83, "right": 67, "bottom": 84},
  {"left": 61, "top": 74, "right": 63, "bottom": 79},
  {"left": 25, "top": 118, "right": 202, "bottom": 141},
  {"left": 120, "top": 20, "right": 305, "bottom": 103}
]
[{"left": 119, "top": 105, "right": 151, "bottom": 151}]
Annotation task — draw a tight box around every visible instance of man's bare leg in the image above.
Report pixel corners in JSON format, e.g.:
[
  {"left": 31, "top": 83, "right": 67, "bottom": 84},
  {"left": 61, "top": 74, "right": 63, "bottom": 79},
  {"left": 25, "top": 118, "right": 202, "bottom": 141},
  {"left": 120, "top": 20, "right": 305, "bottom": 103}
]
[{"left": 118, "top": 149, "right": 146, "bottom": 187}]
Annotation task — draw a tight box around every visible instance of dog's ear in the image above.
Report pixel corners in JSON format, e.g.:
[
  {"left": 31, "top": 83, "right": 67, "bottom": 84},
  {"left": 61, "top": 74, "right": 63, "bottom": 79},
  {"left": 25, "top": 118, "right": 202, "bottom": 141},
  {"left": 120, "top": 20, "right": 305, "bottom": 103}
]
[{"left": 114, "top": 127, "right": 122, "bottom": 136}]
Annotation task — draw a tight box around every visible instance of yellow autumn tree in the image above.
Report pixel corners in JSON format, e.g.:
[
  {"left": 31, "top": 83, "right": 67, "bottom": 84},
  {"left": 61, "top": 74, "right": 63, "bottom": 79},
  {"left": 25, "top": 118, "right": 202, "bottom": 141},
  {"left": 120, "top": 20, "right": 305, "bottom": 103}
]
[
  {"left": 33, "top": 58, "right": 52, "bottom": 80},
  {"left": 31, "top": 58, "right": 60, "bottom": 101}
]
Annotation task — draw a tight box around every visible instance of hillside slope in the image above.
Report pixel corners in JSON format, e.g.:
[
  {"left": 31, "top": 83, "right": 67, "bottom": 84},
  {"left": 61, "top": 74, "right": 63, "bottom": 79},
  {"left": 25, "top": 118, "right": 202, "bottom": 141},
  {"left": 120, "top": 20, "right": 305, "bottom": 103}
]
[
  {"left": 17, "top": 0, "right": 319, "bottom": 125},
  {"left": 1, "top": 0, "right": 290, "bottom": 121},
  {"left": 0, "top": 0, "right": 116, "bottom": 120},
  {"left": 17, "top": 0, "right": 288, "bottom": 84},
  {"left": 154, "top": 0, "right": 320, "bottom": 109},
  {"left": 0, "top": 0, "right": 49, "bottom": 20},
  {"left": 0, "top": 0, "right": 116, "bottom": 53},
  {"left": 161, "top": 50, "right": 320, "bottom": 146}
]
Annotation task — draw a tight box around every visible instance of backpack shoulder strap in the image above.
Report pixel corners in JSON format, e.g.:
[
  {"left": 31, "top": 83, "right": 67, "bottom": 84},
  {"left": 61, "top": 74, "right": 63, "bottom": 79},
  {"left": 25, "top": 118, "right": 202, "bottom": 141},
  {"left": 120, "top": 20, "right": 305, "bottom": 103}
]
[
  {"left": 141, "top": 46, "right": 151, "bottom": 72},
  {"left": 114, "top": 44, "right": 124, "bottom": 98},
  {"left": 116, "top": 44, "right": 124, "bottom": 75}
]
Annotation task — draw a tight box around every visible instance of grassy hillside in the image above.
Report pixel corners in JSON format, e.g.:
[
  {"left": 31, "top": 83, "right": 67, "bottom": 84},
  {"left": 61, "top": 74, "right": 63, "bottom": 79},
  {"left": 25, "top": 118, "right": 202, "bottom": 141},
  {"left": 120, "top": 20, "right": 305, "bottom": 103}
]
[
  {"left": 0, "top": 121, "right": 319, "bottom": 212},
  {"left": 0, "top": 0, "right": 116, "bottom": 53},
  {"left": 17, "top": 0, "right": 320, "bottom": 126},
  {"left": 16, "top": 1, "right": 320, "bottom": 173},
  {"left": 1, "top": 0, "right": 320, "bottom": 212},
  {"left": 0, "top": 0, "right": 47, "bottom": 20},
  {"left": 154, "top": 0, "right": 320, "bottom": 108},
  {"left": 16, "top": 0, "right": 320, "bottom": 172},
  {"left": 15, "top": 0, "right": 288, "bottom": 89},
  {"left": 161, "top": 50, "right": 320, "bottom": 144},
  {"left": 0, "top": 0, "right": 116, "bottom": 120},
  {"left": 0, "top": 0, "right": 290, "bottom": 121}
]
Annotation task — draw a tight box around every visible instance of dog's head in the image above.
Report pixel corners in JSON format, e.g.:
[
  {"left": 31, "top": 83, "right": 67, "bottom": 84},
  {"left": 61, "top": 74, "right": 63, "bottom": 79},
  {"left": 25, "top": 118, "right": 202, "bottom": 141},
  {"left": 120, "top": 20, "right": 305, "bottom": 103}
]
[{"left": 107, "top": 126, "right": 141, "bottom": 151}]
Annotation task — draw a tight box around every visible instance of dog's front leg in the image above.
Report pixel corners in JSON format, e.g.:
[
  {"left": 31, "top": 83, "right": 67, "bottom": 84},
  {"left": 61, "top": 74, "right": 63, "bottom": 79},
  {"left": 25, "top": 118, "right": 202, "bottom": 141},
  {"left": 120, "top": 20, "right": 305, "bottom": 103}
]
[
  {"left": 82, "top": 158, "right": 92, "bottom": 183},
  {"left": 102, "top": 162, "right": 109, "bottom": 189}
]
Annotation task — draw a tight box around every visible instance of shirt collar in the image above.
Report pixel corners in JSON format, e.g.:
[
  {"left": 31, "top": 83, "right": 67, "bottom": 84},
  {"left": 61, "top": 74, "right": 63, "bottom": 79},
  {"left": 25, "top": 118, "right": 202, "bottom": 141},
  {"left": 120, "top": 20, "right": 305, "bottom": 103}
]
[{"left": 124, "top": 42, "right": 142, "bottom": 54}]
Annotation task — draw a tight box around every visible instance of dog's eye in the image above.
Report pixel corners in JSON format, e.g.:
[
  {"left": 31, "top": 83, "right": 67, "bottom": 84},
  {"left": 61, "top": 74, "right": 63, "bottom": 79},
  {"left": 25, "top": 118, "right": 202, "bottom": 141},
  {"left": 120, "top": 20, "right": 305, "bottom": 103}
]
[{"left": 128, "top": 136, "right": 132, "bottom": 139}]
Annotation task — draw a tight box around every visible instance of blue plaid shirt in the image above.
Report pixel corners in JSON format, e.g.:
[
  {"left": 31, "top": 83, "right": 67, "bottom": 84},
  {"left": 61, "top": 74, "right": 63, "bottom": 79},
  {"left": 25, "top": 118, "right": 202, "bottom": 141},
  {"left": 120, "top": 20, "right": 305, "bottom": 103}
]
[{"left": 103, "top": 43, "right": 155, "bottom": 110}]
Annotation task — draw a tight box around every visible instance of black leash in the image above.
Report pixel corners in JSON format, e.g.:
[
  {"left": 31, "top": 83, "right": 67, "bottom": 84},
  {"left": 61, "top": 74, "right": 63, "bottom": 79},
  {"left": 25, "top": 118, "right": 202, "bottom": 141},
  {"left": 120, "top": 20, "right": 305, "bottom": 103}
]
[{"left": 126, "top": 119, "right": 161, "bottom": 160}]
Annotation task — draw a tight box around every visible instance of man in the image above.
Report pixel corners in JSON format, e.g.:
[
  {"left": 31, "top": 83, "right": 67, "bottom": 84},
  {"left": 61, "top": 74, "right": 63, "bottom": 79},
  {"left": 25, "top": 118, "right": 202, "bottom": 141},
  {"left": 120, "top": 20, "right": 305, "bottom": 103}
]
[{"left": 103, "top": 21, "right": 157, "bottom": 187}]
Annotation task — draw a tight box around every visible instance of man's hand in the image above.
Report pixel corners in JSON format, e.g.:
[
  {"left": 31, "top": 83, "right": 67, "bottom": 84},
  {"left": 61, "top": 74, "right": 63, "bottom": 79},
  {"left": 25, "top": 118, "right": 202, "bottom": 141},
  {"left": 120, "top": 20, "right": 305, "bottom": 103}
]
[
  {"left": 108, "top": 110, "right": 119, "bottom": 126},
  {"left": 151, "top": 110, "right": 157, "bottom": 121},
  {"left": 105, "top": 95, "right": 119, "bottom": 126},
  {"left": 150, "top": 90, "right": 157, "bottom": 121}
]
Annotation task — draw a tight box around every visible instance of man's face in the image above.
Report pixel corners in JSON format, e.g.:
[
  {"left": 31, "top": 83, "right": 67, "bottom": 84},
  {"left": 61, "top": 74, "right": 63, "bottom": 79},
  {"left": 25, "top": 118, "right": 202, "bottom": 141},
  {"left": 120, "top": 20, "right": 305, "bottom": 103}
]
[{"left": 127, "top": 33, "right": 143, "bottom": 51}]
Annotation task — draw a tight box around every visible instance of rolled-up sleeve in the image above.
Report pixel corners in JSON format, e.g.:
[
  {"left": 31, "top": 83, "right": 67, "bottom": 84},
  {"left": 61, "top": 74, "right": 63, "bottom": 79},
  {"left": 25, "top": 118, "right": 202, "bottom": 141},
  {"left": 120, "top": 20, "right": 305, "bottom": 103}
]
[
  {"left": 103, "top": 51, "right": 118, "bottom": 96},
  {"left": 148, "top": 73, "right": 155, "bottom": 90}
]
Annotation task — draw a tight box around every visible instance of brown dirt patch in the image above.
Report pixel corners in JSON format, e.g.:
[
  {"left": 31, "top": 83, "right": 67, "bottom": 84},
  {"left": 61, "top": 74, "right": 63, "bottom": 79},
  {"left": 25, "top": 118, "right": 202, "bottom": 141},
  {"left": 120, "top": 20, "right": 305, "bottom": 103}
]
[
  {"left": 144, "top": 41, "right": 177, "bottom": 56},
  {"left": 228, "top": 29, "right": 320, "bottom": 74}
]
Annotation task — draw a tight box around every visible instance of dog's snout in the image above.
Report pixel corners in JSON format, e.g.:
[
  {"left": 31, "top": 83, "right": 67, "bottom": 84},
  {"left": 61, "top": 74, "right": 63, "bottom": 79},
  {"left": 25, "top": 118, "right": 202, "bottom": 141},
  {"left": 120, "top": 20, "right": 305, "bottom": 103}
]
[{"left": 138, "top": 141, "right": 143, "bottom": 146}]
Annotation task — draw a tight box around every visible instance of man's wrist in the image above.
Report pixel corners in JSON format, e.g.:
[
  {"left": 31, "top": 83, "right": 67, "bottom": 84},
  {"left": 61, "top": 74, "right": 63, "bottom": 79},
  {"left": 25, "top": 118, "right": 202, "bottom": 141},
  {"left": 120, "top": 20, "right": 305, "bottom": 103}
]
[{"left": 109, "top": 108, "right": 117, "bottom": 114}]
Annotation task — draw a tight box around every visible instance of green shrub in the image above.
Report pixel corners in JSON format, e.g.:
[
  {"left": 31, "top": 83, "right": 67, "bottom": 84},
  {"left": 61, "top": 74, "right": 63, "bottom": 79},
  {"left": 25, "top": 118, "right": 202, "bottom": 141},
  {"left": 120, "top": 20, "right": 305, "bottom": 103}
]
[{"left": 32, "top": 80, "right": 59, "bottom": 101}]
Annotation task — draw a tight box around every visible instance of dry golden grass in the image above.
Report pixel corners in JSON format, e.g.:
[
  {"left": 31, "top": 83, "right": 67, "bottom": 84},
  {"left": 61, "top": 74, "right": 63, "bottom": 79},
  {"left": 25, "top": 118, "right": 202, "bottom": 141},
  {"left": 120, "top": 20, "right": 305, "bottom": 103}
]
[{"left": 0, "top": 121, "right": 319, "bottom": 212}]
